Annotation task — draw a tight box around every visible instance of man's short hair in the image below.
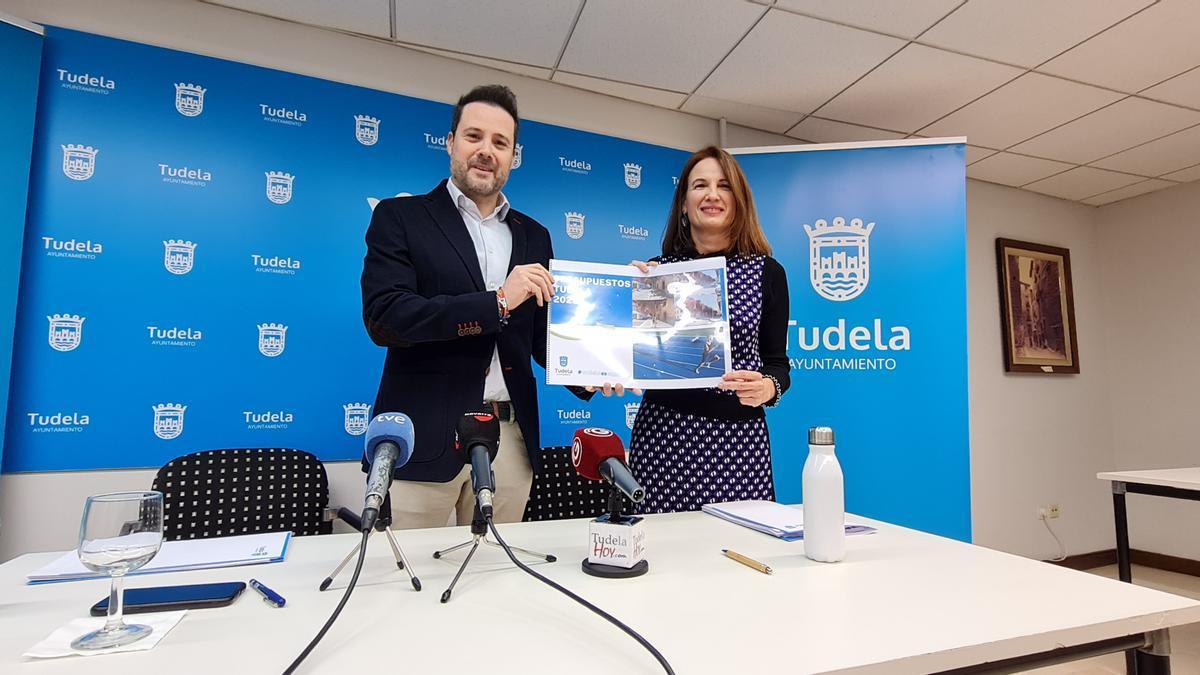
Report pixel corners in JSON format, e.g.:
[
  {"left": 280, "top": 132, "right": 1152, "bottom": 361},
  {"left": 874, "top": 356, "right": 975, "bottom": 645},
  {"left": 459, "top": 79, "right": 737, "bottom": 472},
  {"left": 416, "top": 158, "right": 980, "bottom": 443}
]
[{"left": 450, "top": 84, "right": 520, "bottom": 143}]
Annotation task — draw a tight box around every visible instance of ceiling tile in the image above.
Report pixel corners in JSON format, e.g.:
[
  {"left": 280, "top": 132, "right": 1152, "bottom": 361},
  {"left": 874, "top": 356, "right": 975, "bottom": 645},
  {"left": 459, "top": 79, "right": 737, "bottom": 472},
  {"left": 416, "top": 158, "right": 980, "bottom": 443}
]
[
  {"left": 696, "top": 10, "right": 904, "bottom": 114},
  {"left": 1090, "top": 124, "right": 1200, "bottom": 176},
  {"left": 920, "top": 0, "right": 1152, "bottom": 67},
  {"left": 402, "top": 45, "right": 552, "bottom": 79},
  {"left": 1082, "top": 179, "right": 1178, "bottom": 206},
  {"left": 1141, "top": 66, "right": 1200, "bottom": 109},
  {"left": 786, "top": 116, "right": 906, "bottom": 143},
  {"left": 967, "top": 153, "right": 1073, "bottom": 187},
  {"left": 817, "top": 44, "right": 1022, "bottom": 132},
  {"left": 773, "top": 0, "right": 962, "bottom": 39},
  {"left": 1161, "top": 164, "right": 1200, "bottom": 183},
  {"left": 391, "top": 0, "right": 582, "bottom": 68},
  {"left": 920, "top": 72, "right": 1123, "bottom": 149},
  {"left": 1010, "top": 97, "right": 1200, "bottom": 164},
  {"left": 966, "top": 145, "right": 1000, "bottom": 164},
  {"left": 551, "top": 71, "right": 687, "bottom": 109},
  {"left": 206, "top": 0, "right": 392, "bottom": 38},
  {"left": 1024, "top": 166, "right": 1144, "bottom": 201},
  {"left": 557, "top": 0, "right": 764, "bottom": 92},
  {"left": 681, "top": 95, "right": 802, "bottom": 134},
  {"left": 725, "top": 124, "right": 805, "bottom": 149},
  {"left": 1039, "top": 0, "right": 1200, "bottom": 92}
]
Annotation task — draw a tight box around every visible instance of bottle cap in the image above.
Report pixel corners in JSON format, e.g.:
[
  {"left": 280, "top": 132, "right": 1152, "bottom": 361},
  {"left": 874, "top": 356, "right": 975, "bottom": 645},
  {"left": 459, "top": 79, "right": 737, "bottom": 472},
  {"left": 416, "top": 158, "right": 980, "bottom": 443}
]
[{"left": 808, "top": 426, "right": 834, "bottom": 445}]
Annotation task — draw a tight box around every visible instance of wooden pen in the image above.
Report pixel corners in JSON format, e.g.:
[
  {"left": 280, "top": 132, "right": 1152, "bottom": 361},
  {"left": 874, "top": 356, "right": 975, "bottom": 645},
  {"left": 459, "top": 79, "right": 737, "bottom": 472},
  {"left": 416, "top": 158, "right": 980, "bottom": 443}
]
[{"left": 722, "top": 549, "right": 773, "bottom": 575}]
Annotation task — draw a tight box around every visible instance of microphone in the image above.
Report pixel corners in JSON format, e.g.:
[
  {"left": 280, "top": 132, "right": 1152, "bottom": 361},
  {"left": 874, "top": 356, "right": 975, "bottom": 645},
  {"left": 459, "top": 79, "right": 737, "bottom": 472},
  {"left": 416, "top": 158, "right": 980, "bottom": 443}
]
[
  {"left": 361, "top": 412, "right": 415, "bottom": 532},
  {"left": 572, "top": 427, "right": 644, "bottom": 503},
  {"left": 455, "top": 412, "right": 500, "bottom": 517}
]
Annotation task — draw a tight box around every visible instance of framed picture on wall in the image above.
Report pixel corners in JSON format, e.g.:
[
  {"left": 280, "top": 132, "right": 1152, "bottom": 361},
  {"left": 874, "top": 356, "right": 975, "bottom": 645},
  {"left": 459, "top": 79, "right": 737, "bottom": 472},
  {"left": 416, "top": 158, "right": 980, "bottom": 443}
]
[{"left": 995, "top": 238, "right": 1080, "bottom": 374}]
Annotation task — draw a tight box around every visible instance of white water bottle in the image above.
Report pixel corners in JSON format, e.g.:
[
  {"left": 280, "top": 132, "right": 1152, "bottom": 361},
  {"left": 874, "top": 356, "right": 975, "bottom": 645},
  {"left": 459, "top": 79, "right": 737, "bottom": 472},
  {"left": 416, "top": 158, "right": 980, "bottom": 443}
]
[{"left": 802, "top": 426, "right": 845, "bottom": 562}]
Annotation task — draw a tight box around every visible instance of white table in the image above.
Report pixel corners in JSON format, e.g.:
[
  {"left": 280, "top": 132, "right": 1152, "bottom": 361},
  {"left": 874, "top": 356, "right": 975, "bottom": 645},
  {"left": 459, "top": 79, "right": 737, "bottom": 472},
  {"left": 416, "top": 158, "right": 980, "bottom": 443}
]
[
  {"left": 2, "top": 511, "right": 1198, "bottom": 674},
  {"left": 1098, "top": 468, "right": 1200, "bottom": 673}
]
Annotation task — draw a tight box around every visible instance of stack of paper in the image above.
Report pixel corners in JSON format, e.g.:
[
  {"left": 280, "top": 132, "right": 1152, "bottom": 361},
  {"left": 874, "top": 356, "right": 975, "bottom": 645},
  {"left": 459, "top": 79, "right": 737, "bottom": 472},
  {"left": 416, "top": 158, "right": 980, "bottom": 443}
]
[
  {"left": 702, "top": 501, "right": 876, "bottom": 541},
  {"left": 26, "top": 531, "right": 291, "bottom": 584}
]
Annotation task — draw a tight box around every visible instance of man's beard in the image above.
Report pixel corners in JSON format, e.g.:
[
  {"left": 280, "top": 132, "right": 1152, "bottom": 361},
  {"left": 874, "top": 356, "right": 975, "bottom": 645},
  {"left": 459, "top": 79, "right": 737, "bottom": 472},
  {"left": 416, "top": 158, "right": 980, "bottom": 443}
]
[{"left": 451, "top": 155, "right": 507, "bottom": 199}]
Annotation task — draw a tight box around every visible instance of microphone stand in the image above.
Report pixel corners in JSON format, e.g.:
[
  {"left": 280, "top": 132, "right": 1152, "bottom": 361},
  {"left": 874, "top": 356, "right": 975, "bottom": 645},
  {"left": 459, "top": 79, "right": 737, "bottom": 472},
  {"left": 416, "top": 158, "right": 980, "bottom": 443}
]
[
  {"left": 320, "top": 499, "right": 421, "bottom": 592},
  {"left": 581, "top": 486, "right": 649, "bottom": 579},
  {"left": 433, "top": 503, "right": 556, "bottom": 603}
]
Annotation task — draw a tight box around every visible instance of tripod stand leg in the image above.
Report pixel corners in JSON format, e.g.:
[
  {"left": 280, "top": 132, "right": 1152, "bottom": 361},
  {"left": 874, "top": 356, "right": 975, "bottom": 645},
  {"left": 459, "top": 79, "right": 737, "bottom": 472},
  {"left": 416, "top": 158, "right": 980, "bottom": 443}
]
[
  {"left": 482, "top": 538, "right": 556, "bottom": 563},
  {"left": 441, "top": 539, "right": 482, "bottom": 604},
  {"left": 383, "top": 527, "right": 422, "bottom": 591},
  {"left": 432, "top": 539, "right": 474, "bottom": 559},
  {"left": 320, "top": 533, "right": 368, "bottom": 591}
]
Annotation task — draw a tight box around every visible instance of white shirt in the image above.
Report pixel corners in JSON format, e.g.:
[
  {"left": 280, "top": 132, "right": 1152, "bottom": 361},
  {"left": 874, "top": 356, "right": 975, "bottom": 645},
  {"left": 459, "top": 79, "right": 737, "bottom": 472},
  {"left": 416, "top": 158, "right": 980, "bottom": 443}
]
[{"left": 446, "top": 179, "right": 513, "bottom": 402}]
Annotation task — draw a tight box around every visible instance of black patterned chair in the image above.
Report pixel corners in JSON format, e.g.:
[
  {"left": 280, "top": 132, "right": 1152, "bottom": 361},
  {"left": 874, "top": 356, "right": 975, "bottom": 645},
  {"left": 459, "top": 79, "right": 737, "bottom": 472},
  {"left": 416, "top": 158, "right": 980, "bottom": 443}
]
[
  {"left": 524, "top": 446, "right": 610, "bottom": 522},
  {"left": 152, "top": 448, "right": 333, "bottom": 541}
]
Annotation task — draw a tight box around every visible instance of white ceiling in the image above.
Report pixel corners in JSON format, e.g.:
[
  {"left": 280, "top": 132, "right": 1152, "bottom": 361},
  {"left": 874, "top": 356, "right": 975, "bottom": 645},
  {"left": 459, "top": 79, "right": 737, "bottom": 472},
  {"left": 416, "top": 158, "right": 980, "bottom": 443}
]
[{"left": 203, "top": 0, "right": 1200, "bottom": 207}]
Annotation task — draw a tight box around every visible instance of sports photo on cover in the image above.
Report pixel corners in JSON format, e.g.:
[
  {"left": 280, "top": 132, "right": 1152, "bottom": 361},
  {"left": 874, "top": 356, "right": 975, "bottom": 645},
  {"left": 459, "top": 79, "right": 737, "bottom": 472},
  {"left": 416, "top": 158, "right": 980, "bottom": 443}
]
[{"left": 546, "top": 258, "right": 731, "bottom": 389}]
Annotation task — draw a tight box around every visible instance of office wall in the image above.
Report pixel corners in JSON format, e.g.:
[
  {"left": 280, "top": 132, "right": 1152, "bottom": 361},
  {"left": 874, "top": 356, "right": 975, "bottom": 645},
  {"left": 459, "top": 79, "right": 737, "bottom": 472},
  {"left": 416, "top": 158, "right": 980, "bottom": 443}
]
[
  {"left": 966, "top": 181, "right": 1116, "bottom": 560},
  {"left": 0, "top": 0, "right": 1126, "bottom": 564},
  {"left": 1095, "top": 180, "right": 1200, "bottom": 561}
]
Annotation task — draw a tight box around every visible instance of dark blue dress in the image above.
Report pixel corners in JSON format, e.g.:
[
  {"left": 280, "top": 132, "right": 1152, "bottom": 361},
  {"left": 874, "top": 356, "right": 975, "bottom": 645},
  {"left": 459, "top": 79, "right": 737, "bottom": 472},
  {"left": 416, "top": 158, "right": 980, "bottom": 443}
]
[{"left": 629, "top": 253, "right": 790, "bottom": 514}]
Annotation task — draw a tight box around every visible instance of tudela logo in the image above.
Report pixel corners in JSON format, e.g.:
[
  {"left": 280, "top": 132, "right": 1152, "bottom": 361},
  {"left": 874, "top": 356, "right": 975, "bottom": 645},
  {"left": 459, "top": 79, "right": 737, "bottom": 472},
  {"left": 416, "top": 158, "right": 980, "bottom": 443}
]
[
  {"left": 260, "top": 103, "right": 306, "bottom": 126},
  {"left": 623, "top": 163, "right": 642, "bottom": 188},
  {"left": 343, "top": 403, "right": 371, "bottom": 436},
  {"left": 354, "top": 115, "right": 380, "bottom": 146},
  {"left": 43, "top": 236, "right": 102, "bottom": 260},
  {"left": 47, "top": 314, "right": 85, "bottom": 352},
  {"left": 152, "top": 403, "right": 186, "bottom": 440},
  {"left": 265, "top": 171, "right": 294, "bottom": 204},
  {"left": 147, "top": 325, "right": 202, "bottom": 348},
  {"left": 558, "top": 409, "right": 591, "bottom": 425},
  {"left": 160, "top": 163, "right": 211, "bottom": 187},
  {"left": 257, "top": 323, "right": 288, "bottom": 357},
  {"left": 559, "top": 156, "right": 591, "bottom": 175},
  {"left": 27, "top": 411, "right": 90, "bottom": 433},
  {"left": 252, "top": 253, "right": 301, "bottom": 276},
  {"left": 61, "top": 144, "right": 98, "bottom": 181},
  {"left": 618, "top": 223, "right": 649, "bottom": 241},
  {"left": 511, "top": 143, "right": 523, "bottom": 169},
  {"left": 424, "top": 132, "right": 447, "bottom": 150},
  {"left": 565, "top": 212, "right": 585, "bottom": 240},
  {"left": 163, "top": 240, "right": 196, "bottom": 275},
  {"left": 244, "top": 410, "right": 294, "bottom": 429},
  {"left": 804, "top": 217, "right": 874, "bottom": 302},
  {"left": 174, "top": 83, "right": 205, "bottom": 116},
  {"left": 58, "top": 68, "right": 115, "bottom": 95}
]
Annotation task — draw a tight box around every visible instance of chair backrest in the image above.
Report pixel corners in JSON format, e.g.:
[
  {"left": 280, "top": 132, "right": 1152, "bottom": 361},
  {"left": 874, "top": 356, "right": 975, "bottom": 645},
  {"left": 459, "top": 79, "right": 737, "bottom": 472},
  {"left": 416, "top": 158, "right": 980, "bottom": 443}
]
[
  {"left": 524, "top": 446, "right": 609, "bottom": 522},
  {"left": 152, "top": 448, "right": 331, "bottom": 540}
]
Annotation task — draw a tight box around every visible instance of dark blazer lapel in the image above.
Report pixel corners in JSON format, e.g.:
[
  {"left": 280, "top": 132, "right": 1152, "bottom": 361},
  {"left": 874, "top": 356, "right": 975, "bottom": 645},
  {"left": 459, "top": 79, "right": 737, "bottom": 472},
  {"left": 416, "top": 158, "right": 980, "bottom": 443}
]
[
  {"left": 506, "top": 210, "right": 528, "bottom": 273},
  {"left": 423, "top": 179, "right": 485, "bottom": 291}
]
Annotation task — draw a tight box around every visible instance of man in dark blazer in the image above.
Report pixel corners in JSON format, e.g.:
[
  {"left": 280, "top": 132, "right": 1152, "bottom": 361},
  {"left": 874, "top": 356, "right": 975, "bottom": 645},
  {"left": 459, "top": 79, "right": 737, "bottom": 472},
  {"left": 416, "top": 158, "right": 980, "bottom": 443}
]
[{"left": 361, "top": 85, "right": 567, "bottom": 528}]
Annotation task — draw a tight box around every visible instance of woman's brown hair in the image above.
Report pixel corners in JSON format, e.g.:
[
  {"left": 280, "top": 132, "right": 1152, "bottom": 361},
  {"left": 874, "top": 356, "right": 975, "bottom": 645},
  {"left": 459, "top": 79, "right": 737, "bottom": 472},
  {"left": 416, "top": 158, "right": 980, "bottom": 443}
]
[{"left": 661, "top": 146, "right": 772, "bottom": 257}]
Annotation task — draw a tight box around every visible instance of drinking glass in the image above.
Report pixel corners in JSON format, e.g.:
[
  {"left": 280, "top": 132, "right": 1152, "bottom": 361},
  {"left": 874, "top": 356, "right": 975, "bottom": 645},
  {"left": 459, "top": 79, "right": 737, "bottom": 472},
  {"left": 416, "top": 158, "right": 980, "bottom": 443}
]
[{"left": 71, "top": 491, "right": 164, "bottom": 650}]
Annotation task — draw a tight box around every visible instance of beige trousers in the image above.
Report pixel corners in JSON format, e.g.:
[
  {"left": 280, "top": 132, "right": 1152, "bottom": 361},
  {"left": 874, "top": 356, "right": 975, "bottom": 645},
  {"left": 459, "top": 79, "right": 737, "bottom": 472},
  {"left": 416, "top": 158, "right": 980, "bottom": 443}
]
[{"left": 388, "top": 418, "right": 533, "bottom": 529}]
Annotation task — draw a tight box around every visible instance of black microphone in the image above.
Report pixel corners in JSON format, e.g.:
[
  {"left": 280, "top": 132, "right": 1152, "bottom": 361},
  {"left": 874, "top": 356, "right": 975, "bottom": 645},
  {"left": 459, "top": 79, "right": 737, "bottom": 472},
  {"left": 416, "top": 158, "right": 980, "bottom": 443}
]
[
  {"left": 361, "top": 412, "right": 415, "bottom": 532},
  {"left": 572, "top": 427, "right": 645, "bottom": 503},
  {"left": 455, "top": 412, "right": 500, "bottom": 517}
]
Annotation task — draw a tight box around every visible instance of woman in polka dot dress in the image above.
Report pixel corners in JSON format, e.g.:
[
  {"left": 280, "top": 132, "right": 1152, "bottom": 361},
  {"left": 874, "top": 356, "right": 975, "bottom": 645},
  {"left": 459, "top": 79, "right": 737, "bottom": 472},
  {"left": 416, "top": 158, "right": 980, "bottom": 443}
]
[{"left": 628, "top": 146, "right": 790, "bottom": 514}]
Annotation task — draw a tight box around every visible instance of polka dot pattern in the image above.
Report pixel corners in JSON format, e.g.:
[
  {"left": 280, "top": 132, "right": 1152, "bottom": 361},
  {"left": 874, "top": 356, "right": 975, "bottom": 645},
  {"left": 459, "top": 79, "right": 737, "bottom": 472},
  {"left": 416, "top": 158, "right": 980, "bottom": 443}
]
[
  {"left": 151, "top": 448, "right": 331, "bottom": 540},
  {"left": 523, "top": 447, "right": 610, "bottom": 521},
  {"left": 631, "top": 254, "right": 775, "bottom": 513}
]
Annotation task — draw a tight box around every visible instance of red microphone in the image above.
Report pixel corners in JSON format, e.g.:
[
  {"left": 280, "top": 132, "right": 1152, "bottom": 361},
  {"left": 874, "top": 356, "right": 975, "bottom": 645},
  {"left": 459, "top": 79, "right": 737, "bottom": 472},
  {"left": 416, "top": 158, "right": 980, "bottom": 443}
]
[{"left": 571, "top": 428, "right": 645, "bottom": 503}]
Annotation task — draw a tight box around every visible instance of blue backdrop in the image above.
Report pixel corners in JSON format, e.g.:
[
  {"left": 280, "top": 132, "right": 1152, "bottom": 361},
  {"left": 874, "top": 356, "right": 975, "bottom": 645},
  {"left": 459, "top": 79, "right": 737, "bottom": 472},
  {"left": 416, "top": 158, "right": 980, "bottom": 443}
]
[
  {"left": 5, "top": 29, "right": 971, "bottom": 543},
  {"left": 3, "top": 27, "right": 684, "bottom": 473},
  {"left": 734, "top": 142, "right": 970, "bottom": 541},
  {"left": 0, "top": 20, "right": 44, "bottom": 471}
]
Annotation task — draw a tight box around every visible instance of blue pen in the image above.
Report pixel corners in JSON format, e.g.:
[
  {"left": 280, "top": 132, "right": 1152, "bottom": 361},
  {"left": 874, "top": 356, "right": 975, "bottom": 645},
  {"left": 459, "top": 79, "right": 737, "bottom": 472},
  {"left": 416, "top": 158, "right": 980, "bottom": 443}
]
[{"left": 249, "top": 579, "right": 286, "bottom": 608}]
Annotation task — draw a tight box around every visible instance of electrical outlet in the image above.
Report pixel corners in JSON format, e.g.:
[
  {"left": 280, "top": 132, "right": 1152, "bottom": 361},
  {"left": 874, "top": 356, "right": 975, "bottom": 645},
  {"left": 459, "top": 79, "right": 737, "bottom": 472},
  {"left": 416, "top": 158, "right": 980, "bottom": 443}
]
[{"left": 1038, "top": 504, "right": 1062, "bottom": 520}]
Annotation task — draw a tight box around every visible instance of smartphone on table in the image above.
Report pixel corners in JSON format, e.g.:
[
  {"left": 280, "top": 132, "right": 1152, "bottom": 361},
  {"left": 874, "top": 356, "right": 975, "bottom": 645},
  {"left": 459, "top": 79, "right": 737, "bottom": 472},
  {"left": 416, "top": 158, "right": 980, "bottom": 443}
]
[{"left": 90, "top": 581, "right": 246, "bottom": 616}]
